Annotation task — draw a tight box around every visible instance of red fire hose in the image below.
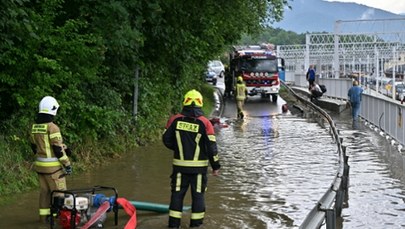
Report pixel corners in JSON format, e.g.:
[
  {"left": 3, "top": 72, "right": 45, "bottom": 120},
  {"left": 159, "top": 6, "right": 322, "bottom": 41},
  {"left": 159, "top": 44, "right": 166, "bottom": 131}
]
[{"left": 117, "top": 197, "right": 137, "bottom": 229}]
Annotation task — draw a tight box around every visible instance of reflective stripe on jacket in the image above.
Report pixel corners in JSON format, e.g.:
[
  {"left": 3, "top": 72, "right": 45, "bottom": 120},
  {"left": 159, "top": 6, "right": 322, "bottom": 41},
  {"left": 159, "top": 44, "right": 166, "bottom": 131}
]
[
  {"left": 163, "top": 113, "right": 220, "bottom": 174},
  {"left": 31, "top": 123, "right": 69, "bottom": 173},
  {"left": 236, "top": 83, "right": 246, "bottom": 101}
]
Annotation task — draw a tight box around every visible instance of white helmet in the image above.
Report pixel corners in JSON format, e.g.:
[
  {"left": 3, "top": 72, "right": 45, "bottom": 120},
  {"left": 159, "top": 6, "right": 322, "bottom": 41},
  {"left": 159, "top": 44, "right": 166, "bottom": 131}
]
[{"left": 39, "top": 96, "right": 59, "bottom": 116}]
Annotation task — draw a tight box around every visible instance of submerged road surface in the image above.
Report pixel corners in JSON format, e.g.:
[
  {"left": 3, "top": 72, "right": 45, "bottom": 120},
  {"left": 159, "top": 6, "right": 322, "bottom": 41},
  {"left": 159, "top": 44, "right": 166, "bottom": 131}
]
[{"left": 1, "top": 80, "right": 405, "bottom": 228}]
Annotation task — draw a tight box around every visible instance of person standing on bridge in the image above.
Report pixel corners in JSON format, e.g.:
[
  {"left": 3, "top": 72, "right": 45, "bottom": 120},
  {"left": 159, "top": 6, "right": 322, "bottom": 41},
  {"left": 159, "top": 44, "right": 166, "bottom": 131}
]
[
  {"left": 348, "top": 80, "right": 364, "bottom": 121},
  {"left": 306, "top": 65, "right": 316, "bottom": 89},
  {"left": 162, "top": 89, "right": 221, "bottom": 228},
  {"left": 235, "top": 76, "right": 247, "bottom": 119},
  {"left": 30, "top": 96, "right": 72, "bottom": 223}
]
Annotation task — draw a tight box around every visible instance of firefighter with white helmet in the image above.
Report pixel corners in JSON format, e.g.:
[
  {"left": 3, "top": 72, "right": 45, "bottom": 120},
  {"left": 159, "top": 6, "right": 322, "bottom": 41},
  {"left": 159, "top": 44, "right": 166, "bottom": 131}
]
[
  {"left": 162, "top": 89, "right": 221, "bottom": 228},
  {"left": 30, "top": 96, "right": 72, "bottom": 223}
]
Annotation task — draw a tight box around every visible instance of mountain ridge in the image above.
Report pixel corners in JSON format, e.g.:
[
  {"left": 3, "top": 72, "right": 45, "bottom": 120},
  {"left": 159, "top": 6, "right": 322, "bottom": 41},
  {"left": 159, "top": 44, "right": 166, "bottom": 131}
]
[{"left": 272, "top": 0, "right": 405, "bottom": 33}]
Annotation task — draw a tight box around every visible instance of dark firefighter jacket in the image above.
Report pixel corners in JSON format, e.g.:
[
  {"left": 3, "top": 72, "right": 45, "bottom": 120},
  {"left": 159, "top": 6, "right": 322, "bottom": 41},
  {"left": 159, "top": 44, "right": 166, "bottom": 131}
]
[{"left": 162, "top": 106, "right": 220, "bottom": 174}]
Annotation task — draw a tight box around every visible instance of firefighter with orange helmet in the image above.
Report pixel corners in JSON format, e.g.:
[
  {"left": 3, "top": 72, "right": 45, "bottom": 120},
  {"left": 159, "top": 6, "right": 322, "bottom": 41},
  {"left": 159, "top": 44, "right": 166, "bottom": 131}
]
[
  {"left": 162, "top": 89, "right": 221, "bottom": 228},
  {"left": 30, "top": 96, "right": 72, "bottom": 223}
]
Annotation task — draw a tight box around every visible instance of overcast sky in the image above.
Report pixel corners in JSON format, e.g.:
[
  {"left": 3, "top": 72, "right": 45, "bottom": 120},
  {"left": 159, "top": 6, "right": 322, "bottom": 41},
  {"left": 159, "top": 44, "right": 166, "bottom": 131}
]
[{"left": 327, "top": 0, "right": 405, "bottom": 14}]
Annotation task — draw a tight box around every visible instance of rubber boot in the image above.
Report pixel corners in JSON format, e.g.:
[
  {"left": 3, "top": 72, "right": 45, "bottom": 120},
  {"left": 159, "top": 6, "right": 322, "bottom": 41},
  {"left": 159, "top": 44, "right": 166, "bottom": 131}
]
[
  {"left": 239, "top": 111, "right": 244, "bottom": 120},
  {"left": 190, "top": 219, "right": 203, "bottom": 227},
  {"left": 168, "top": 217, "right": 180, "bottom": 229},
  {"left": 39, "top": 215, "right": 51, "bottom": 224}
]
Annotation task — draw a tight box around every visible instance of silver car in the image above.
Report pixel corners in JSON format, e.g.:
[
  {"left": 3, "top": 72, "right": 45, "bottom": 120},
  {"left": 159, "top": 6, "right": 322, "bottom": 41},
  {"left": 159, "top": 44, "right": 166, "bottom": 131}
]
[
  {"left": 207, "top": 60, "right": 225, "bottom": 78},
  {"left": 205, "top": 70, "right": 217, "bottom": 85},
  {"left": 395, "top": 83, "right": 405, "bottom": 101}
]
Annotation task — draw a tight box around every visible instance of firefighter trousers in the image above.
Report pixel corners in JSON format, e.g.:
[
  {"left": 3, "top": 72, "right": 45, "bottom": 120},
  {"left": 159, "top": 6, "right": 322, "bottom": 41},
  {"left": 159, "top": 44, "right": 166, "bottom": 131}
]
[
  {"left": 236, "top": 99, "right": 245, "bottom": 119},
  {"left": 168, "top": 172, "right": 207, "bottom": 228},
  {"left": 38, "top": 170, "right": 66, "bottom": 222}
]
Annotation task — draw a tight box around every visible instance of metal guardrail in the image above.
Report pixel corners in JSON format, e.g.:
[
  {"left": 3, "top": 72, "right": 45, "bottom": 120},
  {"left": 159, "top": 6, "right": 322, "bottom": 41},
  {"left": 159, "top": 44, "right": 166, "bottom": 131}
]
[
  {"left": 281, "top": 81, "right": 350, "bottom": 229},
  {"left": 289, "top": 75, "right": 405, "bottom": 147},
  {"left": 361, "top": 93, "right": 405, "bottom": 147}
]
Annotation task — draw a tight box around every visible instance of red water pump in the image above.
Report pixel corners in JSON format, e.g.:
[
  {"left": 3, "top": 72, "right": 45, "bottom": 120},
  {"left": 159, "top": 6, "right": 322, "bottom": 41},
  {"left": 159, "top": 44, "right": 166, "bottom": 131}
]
[
  {"left": 59, "top": 209, "right": 81, "bottom": 229},
  {"left": 50, "top": 186, "right": 119, "bottom": 229}
]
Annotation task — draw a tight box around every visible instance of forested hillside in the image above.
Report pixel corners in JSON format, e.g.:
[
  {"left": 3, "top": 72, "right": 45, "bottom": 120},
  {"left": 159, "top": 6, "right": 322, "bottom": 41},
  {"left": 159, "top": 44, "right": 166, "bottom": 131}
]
[
  {"left": 273, "top": 0, "right": 404, "bottom": 33},
  {"left": 0, "top": 0, "right": 290, "bottom": 196},
  {"left": 240, "top": 27, "right": 306, "bottom": 45}
]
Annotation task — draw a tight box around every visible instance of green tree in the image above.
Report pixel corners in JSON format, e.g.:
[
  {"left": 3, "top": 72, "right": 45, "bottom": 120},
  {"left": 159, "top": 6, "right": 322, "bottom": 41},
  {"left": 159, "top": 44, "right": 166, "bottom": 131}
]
[{"left": 0, "top": 0, "right": 291, "bottom": 196}]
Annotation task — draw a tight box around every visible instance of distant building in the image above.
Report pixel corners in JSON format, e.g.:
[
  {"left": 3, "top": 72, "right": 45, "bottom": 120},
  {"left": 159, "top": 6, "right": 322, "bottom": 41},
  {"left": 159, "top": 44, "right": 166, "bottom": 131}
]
[{"left": 384, "top": 64, "right": 405, "bottom": 80}]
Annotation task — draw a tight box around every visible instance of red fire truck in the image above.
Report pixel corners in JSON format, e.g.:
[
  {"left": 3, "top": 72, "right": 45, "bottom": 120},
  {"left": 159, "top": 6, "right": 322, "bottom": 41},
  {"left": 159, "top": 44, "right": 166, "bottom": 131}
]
[{"left": 228, "top": 44, "right": 285, "bottom": 102}]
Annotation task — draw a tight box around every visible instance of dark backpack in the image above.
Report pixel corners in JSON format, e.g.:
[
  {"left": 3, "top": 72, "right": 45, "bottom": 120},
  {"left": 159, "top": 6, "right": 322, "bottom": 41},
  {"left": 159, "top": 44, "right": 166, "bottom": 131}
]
[{"left": 319, "top": 84, "right": 327, "bottom": 93}]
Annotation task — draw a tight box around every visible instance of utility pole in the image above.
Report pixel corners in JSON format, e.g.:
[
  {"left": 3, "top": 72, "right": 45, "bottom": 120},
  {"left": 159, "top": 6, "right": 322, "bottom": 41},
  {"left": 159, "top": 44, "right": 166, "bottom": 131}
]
[{"left": 133, "top": 66, "right": 139, "bottom": 119}]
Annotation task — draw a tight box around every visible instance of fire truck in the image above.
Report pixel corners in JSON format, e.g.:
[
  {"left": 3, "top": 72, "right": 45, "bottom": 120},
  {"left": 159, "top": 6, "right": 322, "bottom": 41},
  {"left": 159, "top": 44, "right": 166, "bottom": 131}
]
[{"left": 228, "top": 44, "right": 285, "bottom": 102}]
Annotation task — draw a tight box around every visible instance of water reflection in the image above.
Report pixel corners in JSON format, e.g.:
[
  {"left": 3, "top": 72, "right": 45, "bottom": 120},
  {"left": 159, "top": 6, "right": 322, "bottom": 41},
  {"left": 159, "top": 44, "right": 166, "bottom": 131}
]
[
  {"left": 0, "top": 112, "right": 339, "bottom": 229},
  {"left": 333, "top": 111, "right": 405, "bottom": 228},
  {"left": 2, "top": 108, "right": 405, "bottom": 228},
  {"left": 209, "top": 115, "right": 338, "bottom": 229}
]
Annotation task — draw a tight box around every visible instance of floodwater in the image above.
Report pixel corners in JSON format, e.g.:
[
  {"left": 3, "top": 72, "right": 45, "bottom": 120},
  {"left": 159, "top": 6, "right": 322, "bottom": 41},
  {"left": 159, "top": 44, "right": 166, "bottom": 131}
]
[
  {"left": 331, "top": 111, "right": 405, "bottom": 228},
  {"left": 1, "top": 95, "right": 405, "bottom": 229}
]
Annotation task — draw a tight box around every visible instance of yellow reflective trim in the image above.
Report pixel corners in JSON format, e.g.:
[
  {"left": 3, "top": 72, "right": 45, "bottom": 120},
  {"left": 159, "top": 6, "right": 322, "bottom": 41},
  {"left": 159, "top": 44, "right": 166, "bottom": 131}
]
[
  {"left": 169, "top": 210, "right": 182, "bottom": 218},
  {"left": 173, "top": 159, "right": 208, "bottom": 167},
  {"left": 32, "top": 124, "right": 48, "bottom": 134},
  {"left": 176, "top": 121, "right": 199, "bottom": 133},
  {"left": 176, "top": 131, "right": 184, "bottom": 160},
  {"left": 213, "top": 155, "right": 219, "bottom": 162},
  {"left": 59, "top": 154, "right": 68, "bottom": 161},
  {"left": 208, "top": 135, "right": 216, "bottom": 142},
  {"left": 49, "top": 132, "right": 62, "bottom": 140},
  {"left": 39, "top": 208, "right": 50, "bottom": 216},
  {"left": 176, "top": 173, "right": 181, "bottom": 192},
  {"left": 35, "top": 161, "right": 62, "bottom": 167},
  {"left": 191, "top": 212, "right": 205, "bottom": 220},
  {"left": 44, "top": 134, "right": 52, "bottom": 158},
  {"left": 197, "top": 174, "right": 202, "bottom": 193},
  {"left": 193, "top": 133, "right": 201, "bottom": 160},
  {"left": 31, "top": 124, "right": 53, "bottom": 158}
]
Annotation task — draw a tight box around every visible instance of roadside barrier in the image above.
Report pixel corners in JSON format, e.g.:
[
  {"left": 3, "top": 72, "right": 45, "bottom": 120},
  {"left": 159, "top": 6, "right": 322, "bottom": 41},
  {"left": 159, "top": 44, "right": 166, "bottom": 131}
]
[{"left": 281, "top": 82, "right": 350, "bottom": 229}]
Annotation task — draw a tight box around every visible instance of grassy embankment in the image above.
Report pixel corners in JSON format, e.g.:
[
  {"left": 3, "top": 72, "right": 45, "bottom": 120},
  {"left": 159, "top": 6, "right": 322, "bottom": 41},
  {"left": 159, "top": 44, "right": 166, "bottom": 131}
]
[{"left": 0, "top": 85, "right": 215, "bottom": 204}]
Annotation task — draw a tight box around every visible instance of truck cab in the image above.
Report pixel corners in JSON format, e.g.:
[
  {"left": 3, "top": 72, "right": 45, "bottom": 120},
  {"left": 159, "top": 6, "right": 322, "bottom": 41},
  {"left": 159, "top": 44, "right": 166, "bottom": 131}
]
[{"left": 229, "top": 44, "right": 284, "bottom": 103}]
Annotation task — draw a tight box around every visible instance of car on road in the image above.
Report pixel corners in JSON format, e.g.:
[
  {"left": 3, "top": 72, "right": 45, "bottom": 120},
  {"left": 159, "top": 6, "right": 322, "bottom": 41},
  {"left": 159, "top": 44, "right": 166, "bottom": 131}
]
[
  {"left": 205, "top": 70, "right": 217, "bottom": 85},
  {"left": 385, "top": 80, "right": 405, "bottom": 101},
  {"left": 207, "top": 60, "right": 225, "bottom": 78},
  {"left": 395, "top": 83, "right": 405, "bottom": 101}
]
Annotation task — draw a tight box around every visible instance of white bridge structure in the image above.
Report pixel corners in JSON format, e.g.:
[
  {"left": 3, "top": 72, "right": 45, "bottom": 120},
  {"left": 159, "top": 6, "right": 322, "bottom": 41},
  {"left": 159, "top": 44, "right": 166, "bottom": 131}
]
[
  {"left": 279, "top": 19, "right": 405, "bottom": 228},
  {"left": 278, "top": 18, "right": 405, "bottom": 91},
  {"left": 277, "top": 18, "right": 405, "bottom": 149}
]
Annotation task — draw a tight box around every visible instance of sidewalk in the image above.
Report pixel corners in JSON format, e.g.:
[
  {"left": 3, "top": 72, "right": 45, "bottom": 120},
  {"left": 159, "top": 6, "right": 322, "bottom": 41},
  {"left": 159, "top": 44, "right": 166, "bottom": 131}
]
[{"left": 291, "top": 86, "right": 347, "bottom": 113}]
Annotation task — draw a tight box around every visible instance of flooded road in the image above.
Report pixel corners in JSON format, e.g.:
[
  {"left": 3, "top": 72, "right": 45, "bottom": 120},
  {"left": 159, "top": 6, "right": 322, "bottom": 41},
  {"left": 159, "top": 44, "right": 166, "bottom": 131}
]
[
  {"left": 331, "top": 111, "right": 405, "bottom": 228},
  {"left": 1, "top": 90, "right": 405, "bottom": 229}
]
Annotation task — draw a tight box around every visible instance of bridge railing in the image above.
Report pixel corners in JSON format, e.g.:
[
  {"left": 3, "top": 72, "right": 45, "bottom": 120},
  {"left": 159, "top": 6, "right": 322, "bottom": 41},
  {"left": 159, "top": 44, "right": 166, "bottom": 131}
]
[
  {"left": 287, "top": 75, "right": 405, "bottom": 147},
  {"left": 362, "top": 93, "right": 405, "bottom": 146},
  {"left": 281, "top": 81, "right": 350, "bottom": 229}
]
